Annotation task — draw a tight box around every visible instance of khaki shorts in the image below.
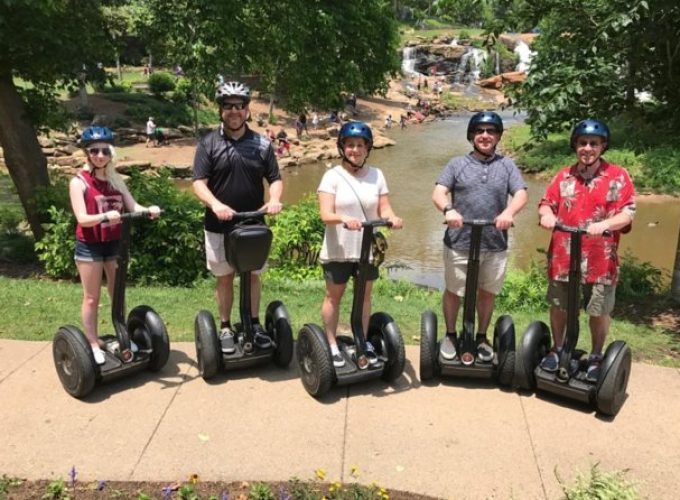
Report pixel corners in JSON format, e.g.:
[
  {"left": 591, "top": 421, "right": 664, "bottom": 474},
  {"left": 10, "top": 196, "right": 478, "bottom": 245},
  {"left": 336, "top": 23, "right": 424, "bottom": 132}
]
[
  {"left": 204, "top": 230, "right": 265, "bottom": 277},
  {"left": 546, "top": 280, "right": 616, "bottom": 316},
  {"left": 443, "top": 246, "right": 508, "bottom": 296}
]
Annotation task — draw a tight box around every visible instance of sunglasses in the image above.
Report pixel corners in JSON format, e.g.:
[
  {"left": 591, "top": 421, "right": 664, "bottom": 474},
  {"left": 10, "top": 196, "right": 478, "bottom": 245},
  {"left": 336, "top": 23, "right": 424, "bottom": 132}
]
[
  {"left": 222, "top": 102, "right": 247, "bottom": 110},
  {"left": 473, "top": 127, "right": 499, "bottom": 136},
  {"left": 87, "top": 147, "right": 112, "bottom": 156}
]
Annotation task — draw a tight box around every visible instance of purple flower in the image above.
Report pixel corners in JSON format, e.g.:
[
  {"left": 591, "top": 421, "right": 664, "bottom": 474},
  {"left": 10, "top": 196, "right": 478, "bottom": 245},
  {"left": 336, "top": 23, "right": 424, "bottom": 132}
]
[
  {"left": 68, "top": 466, "right": 77, "bottom": 488},
  {"left": 279, "top": 485, "right": 291, "bottom": 500},
  {"left": 221, "top": 492, "right": 229, "bottom": 500},
  {"left": 96, "top": 480, "right": 106, "bottom": 491},
  {"left": 162, "top": 484, "right": 174, "bottom": 499}
]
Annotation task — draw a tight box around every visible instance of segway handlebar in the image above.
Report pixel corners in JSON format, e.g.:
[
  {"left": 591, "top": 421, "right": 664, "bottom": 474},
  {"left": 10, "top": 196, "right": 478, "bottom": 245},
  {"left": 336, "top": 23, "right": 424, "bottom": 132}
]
[
  {"left": 555, "top": 223, "right": 611, "bottom": 237},
  {"left": 230, "top": 209, "right": 267, "bottom": 221},
  {"left": 361, "top": 219, "right": 393, "bottom": 229},
  {"left": 102, "top": 209, "right": 162, "bottom": 223},
  {"left": 441, "top": 219, "right": 512, "bottom": 227}
]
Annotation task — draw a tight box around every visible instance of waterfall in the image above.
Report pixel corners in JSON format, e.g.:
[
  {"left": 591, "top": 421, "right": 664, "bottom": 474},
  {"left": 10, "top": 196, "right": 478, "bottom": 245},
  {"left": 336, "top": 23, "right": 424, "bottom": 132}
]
[
  {"left": 401, "top": 47, "right": 418, "bottom": 76},
  {"left": 514, "top": 41, "right": 534, "bottom": 73},
  {"left": 455, "top": 47, "right": 487, "bottom": 84}
]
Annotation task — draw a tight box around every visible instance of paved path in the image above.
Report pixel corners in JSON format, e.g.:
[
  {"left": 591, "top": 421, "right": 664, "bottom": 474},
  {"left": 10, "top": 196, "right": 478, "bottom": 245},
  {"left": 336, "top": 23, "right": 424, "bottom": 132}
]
[{"left": 1, "top": 340, "right": 679, "bottom": 499}]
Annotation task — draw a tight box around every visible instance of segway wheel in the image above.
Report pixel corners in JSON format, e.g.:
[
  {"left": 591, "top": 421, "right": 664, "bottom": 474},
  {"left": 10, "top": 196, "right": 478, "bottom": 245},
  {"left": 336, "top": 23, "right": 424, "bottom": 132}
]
[
  {"left": 595, "top": 341, "right": 632, "bottom": 416},
  {"left": 266, "top": 301, "right": 293, "bottom": 368},
  {"left": 515, "top": 321, "right": 551, "bottom": 390},
  {"left": 369, "top": 312, "right": 405, "bottom": 382},
  {"left": 53, "top": 326, "right": 96, "bottom": 398},
  {"left": 296, "top": 324, "right": 334, "bottom": 397},
  {"left": 419, "top": 310, "right": 438, "bottom": 381},
  {"left": 128, "top": 305, "right": 170, "bottom": 371},
  {"left": 493, "top": 315, "right": 516, "bottom": 387},
  {"left": 195, "top": 310, "right": 221, "bottom": 380}
]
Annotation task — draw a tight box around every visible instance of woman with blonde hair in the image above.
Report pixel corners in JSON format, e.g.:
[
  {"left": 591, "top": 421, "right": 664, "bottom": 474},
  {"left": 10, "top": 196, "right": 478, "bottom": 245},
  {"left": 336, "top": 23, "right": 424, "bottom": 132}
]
[{"left": 69, "top": 126, "right": 160, "bottom": 364}]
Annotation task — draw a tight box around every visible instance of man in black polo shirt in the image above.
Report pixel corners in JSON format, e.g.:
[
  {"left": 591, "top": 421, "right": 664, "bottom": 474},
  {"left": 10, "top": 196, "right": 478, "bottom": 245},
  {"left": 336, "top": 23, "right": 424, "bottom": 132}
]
[{"left": 193, "top": 81, "right": 283, "bottom": 354}]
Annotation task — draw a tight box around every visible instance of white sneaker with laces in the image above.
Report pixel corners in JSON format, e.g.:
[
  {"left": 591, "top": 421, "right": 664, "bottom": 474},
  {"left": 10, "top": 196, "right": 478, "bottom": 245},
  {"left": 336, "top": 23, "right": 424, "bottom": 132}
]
[{"left": 92, "top": 347, "right": 106, "bottom": 365}]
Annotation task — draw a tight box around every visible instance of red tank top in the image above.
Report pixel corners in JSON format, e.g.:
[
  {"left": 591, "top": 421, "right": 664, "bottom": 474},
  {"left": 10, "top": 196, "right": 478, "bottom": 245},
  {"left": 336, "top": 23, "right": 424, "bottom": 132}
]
[{"left": 75, "top": 170, "right": 124, "bottom": 243}]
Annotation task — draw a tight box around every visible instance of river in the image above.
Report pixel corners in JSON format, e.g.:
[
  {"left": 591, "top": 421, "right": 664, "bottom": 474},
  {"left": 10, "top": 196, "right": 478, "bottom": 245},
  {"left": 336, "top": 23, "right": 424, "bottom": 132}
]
[{"left": 279, "top": 113, "right": 680, "bottom": 288}]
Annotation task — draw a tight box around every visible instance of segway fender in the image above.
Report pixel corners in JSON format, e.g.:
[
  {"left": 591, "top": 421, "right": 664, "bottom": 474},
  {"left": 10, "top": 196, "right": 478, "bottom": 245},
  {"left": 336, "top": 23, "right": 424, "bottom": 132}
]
[
  {"left": 369, "top": 312, "right": 405, "bottom": 382},
  {"left": 419, "top": 310, "right": 439, "bottom": 381},
  {"left": 266, "top": 301, "right": 293, "bottom": 368},
  {"left": 515, "top": 320, "right": 550, "bottom": 390},
  {"left": 128, "top": 305, "right": 170, "bottom": 371}
]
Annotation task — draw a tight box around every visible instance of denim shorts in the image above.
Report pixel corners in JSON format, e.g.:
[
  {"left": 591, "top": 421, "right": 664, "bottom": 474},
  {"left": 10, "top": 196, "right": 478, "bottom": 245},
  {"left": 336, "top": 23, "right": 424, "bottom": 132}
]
[
  {"left": 74, "top": 239, "right": 120, "bottom": 262},
  {"left": 322, "top": 261, "right": 379, "bottom": 285}
]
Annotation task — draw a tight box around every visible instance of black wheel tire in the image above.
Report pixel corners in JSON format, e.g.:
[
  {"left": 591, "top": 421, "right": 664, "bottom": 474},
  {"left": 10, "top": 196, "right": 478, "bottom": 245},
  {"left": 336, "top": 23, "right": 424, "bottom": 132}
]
[
  {"left": 419, "top": 310, "right": 438, "bottom": 381},
  {"left": 493, "top": 314, "right": 516, "bottom": 387},
  {"left": 52, "top": 325, "right": 96, "bottom": 398},
  {"left": 195, "top": 310, "right": 221, "bottom": 380},
  {"left": 595, "top": 341, "right": 632, "bottom": 416},
  {"left": 515, "top": 321, "right": 551, "bottom": 390},
  {"left": 266, "top": 301, "right": 293, "bottom": 368},
  {"left": 369, "top": 312, "right": 406, "bottom": 382},
  {"left": 128, "top": 305, "right": 170, "bottom": 371},
  {"left": 296, "top": 324, "right": 334, "bottom": 397}
]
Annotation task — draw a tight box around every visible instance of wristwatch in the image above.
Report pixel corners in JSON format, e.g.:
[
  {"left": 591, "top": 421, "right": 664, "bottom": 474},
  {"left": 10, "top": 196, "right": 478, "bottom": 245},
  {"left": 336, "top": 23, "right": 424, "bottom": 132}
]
[{"left": 442, "top": 203, "right": 454, "bottom": 215}]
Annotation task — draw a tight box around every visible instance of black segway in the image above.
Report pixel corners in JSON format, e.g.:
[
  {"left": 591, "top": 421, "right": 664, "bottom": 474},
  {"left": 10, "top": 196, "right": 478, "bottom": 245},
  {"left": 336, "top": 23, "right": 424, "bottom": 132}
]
[
  {"left": 194, "top": 210, "right": 293, "bottom": 379},
  {"left": 420, "top": 220, "right": 516, "bottom": 386},
  {"left": 53, "top": 211, "right": 170, "bottom": 398},
  {"left": 297, "top": 219, "right": 406, "bottom": 398},
  {"left": 514, "top": 224, "right": 632, "bottom": 416}
]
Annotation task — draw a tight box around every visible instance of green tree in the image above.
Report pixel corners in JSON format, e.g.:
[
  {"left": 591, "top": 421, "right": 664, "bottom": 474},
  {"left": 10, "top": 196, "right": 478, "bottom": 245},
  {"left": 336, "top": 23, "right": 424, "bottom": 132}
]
[{"left": 0, "top": 0, "right": 113, "bottom": 240}]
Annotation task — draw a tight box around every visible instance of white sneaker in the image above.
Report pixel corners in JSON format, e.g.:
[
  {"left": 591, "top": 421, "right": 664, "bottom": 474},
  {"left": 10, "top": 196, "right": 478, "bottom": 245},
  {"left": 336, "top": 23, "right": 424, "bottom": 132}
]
[
  {"left": 130, "top": 340, "right": 139, "bottom": 353},
  {"left": 92, "top": 347, "right": 106, "bottom": 365}
]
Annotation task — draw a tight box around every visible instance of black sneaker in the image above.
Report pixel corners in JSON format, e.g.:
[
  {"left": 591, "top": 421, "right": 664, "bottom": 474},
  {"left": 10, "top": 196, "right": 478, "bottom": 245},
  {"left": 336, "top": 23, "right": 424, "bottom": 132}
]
[
  {"left": 252, "top": 324, "right": 272, "bottom": 349},
  {"left": 540, "top": 350, "right": 559, "bottom": 372},
  {"left": 364, "top": 341, "right": 379, "bottom": 365},
  {"left": 220, "top": 327, "right": 236, "bottom": 354},
  {"left": 585, "top": 354, "right": 603, "bottom": 383},
  {"left": 476, "top": 336, "right": 493, "bottom": 362},
  {"left": 440, "top": 334, "right": 457, "bottom": 360},
  {"left": 332, "top": 352, "right": 346, "bottom": 368}
]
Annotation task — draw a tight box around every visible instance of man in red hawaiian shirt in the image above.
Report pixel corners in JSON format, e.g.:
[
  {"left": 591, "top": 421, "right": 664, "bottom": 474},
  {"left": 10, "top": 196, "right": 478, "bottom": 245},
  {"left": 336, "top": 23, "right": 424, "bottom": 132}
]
[{"left": 537, "top": 119, "right": 636, "bottom": 382}]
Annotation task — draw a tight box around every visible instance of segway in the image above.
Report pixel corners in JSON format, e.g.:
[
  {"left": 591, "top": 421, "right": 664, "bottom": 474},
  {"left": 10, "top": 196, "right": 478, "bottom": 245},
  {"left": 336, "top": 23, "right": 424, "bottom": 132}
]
[
  {"left": 297, "top": 219, "right": 406, "bottom": 398},
  {"left": 420, "top": 220, "right": 516, "bottom": 386},
  {"left": 514, "top": 224, "right": 632, "bottom": 416},
  {"left": 194, "top": 210, "right": 293, "bottom": 379},
  {"left": 53, "top": 211, "right": 170, "bottom": 398}
]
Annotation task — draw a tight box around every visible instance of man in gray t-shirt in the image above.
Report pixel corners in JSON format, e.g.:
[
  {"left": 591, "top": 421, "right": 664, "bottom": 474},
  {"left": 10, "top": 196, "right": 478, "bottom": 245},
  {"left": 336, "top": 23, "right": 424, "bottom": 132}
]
[{"left": 432, "top": 111, "right": 528, "bottom": 363}]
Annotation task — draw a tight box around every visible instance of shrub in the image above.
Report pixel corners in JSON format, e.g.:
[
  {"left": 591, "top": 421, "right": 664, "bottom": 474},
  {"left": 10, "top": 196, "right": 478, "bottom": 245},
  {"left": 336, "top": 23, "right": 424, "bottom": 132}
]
[
  {"left": 497, "top": 258, "right": 549, "bottom": 311},
  {"left": 35, "top": 205, "right": 77, "bottom": 279},
  {"left": 617, "top": 252, "right": 667, "bottom": 301},
  {"left": 148, "top": 71, "right": 176, "bottom": 96},
  {"left": 267, "top": 194, "right": 325, "bottom": 281},
  {"left": 558, "top": 463, "right": 639, "bottom": 500}
]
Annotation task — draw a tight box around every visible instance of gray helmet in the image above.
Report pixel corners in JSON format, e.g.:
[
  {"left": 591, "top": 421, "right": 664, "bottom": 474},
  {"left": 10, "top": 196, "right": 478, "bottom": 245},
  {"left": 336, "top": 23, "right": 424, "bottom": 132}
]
[{"left": 215, "top": 81, "right": 250, "bottom": 105}]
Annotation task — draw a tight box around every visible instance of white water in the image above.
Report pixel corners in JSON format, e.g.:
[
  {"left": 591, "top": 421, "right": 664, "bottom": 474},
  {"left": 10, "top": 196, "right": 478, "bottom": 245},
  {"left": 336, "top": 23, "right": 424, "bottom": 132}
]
[
  {"left": 514, "top": 41, "right": 535, "bottom": 73},
  {"left": 456, "top": 47, "right": 487, "bottom": 84},
  {"left": 401, "top": 47, "right": 418, "bottom": 76}
]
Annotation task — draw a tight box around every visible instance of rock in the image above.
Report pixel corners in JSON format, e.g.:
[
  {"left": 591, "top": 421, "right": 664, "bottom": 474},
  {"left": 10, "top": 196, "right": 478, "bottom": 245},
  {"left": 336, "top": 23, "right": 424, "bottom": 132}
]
[
  {"left": 53, "top": 156, "right": 82, "bottom": 167},
  {"left": 41, "top": 147, "right": 56, "bottom": 156},
  {"left": 115, "top": 160, "right": 152, "bottom": 174},
  {"left": 372, "top": 136, "right": 396, "bottom": 149},
  {"left": 478, "top": 71, "right": 526, "bottom": 89},
  {"left": 38, "top": 136, "right": 55, "bottom": 148},
  {"left": 178, "top": 125, "right": 194, "bottom": 135},
  {"left": 419, "top": 44, "right": 467, "bottom": 60}
]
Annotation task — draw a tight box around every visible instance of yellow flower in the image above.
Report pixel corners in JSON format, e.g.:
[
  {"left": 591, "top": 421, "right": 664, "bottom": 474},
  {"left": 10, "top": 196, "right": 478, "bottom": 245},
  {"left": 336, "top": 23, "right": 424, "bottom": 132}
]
[
  {"left": 350, "top": 465, "right": 360, "bottom": 478},
  {"left": 189, "top": 473, "right": 199, "bottom": 484},
  {"left": 315, "top": 468, "right": 327, "bottom": 481},
  {"left": 329, "top": 480, "right": 342, "bottom": 493}
]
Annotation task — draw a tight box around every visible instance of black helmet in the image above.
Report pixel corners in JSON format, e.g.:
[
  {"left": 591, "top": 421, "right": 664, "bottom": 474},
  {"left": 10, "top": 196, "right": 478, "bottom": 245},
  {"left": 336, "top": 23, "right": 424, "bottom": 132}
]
[
  {"left": 467, "top": 111, "right": 503, "bottom": 141},
  {"left": 215, "top": 81, "right": 250, "bottom": 105},
  {"left": 570, "top": 119, "right": 610, "bottom": 151}
]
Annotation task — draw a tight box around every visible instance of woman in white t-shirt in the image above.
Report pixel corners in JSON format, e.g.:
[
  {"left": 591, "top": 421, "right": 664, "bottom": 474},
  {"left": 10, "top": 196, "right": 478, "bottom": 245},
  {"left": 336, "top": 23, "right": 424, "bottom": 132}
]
[{"left": 317, "top": 122, "right": 403, "bottom": 368}]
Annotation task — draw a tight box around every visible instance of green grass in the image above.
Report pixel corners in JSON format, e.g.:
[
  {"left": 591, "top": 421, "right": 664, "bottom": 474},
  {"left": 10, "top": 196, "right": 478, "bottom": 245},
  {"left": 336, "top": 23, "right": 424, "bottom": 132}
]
[
  {"left": 399, "top": 22, "right": 484, "bottom": 45},
  {"left": 1, "top": 275, "right": 678, "bottom": 368}
]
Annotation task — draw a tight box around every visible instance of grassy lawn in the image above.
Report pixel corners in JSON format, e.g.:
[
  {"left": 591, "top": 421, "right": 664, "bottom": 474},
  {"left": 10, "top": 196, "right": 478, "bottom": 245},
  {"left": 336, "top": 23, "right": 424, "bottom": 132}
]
[{"left": 2, "top": 275, "right": 678, "bottom": 368}]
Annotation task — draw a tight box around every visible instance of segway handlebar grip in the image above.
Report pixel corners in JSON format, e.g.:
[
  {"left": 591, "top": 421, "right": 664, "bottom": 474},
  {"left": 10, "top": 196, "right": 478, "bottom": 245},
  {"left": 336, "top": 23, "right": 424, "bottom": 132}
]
[
  {"left": 231, "top": 209, "right": 267, "bottom": 221},
  {"left": 555, "top": 223, "right": 611, "bottom": 237},
  {"left": 463, "top": 219, "right": 496, "bottom": 227},
  {"left": 120, "top": 209, "right": 163, "bottom": 220},
  {"left": 361, "top": 219, "right": 393, "bottom": 229}
]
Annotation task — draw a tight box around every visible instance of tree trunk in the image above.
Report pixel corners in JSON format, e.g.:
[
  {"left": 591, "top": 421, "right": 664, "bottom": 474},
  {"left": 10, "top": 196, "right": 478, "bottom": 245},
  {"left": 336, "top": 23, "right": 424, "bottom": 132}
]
[
  {"left": 0, "top": 73, "right": 50, "bottom": 241},
  {"left": 671, "top": 224, "right": 680, "bottom": 303}
]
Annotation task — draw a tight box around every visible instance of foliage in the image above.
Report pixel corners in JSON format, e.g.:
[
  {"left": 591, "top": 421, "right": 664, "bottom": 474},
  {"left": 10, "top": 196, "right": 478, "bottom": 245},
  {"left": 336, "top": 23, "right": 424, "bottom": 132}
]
[
  {"left": 34, "top": 206, "right": 77, "bottom": 279},
  {"left": 104, "top": 91, "right": 213, "bottom": 127},
  {"left": 148, "top": 71, "right": 176, "bottom": 96},
  {"left": 557, "top": 463, "right": 639, "bottom": 500},
  {"left": 268, "top": 194, "right": 325, "bottom": 281},
  {"left": 248, "top": 482, "right": 274, "bottom": 500},
  {"left": 497, "top": 259, "right": 549, "bottom": 311},
  {"left": 617, "top": 252, "right": 667, "bottom": 301},
  {"left": 42, "top": 478, "right": 68, "bottom": 500}
]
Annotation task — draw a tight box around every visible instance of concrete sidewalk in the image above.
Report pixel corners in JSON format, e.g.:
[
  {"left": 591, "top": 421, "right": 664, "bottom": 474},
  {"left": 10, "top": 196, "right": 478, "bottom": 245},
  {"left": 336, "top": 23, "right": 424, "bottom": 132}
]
[{"left": 1, "top": 339, "right": 679, "bottom": 499}]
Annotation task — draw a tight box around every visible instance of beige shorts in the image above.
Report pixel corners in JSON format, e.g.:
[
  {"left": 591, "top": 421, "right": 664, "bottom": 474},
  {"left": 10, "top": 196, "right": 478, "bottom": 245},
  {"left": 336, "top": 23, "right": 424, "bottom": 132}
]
[
  {"left": 204, "top": 230, "right": 265, "bottom": 277},
  {"left": 546, "top": 280, "right": 616, "bottom": 316},
  {"left": 443, "top": 245, "right": 508, "bottom": 296}
]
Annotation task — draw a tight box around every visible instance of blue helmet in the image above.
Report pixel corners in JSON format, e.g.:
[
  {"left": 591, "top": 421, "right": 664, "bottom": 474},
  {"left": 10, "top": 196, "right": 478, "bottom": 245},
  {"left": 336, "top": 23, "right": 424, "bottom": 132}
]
[
  {"left": 570, "top": 119, "right": 610, "bottom": 151},
  {"left": 337, "top": 121, "right": 373, "bottom": 150},
  {"left": 467, "top": 111, "right": 503, "bottom": 141},
  {"left": 80, "top": 126, "right": 114, "bottom": 147}
]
